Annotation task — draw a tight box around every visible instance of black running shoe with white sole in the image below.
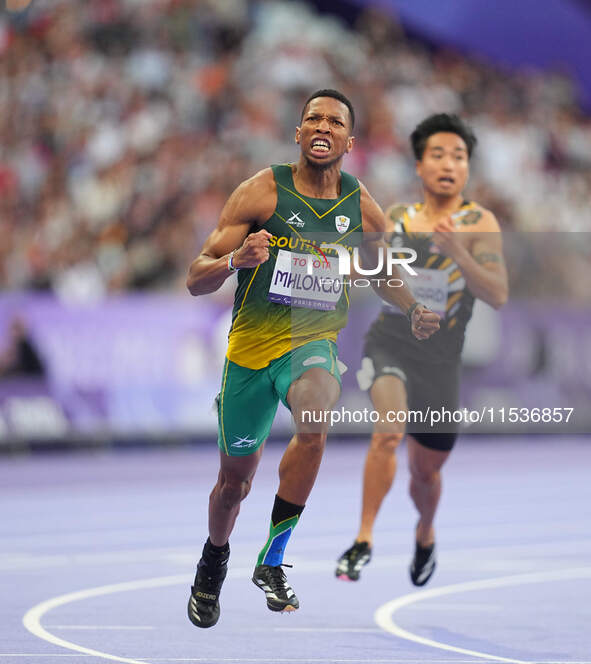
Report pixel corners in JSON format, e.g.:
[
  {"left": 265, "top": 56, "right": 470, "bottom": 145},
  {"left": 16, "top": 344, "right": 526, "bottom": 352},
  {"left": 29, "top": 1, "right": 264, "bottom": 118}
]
[
  {"left": 252, "top": 564, "right": 299, "bottom": 612},
  {"left": 410, "top": 541, "right": 436, "bottom": 586},
  {"left": 187, "top": 540, "right": 229, "bottom": 628},
  {"left": 335, "top": 541, "right": 372, "bottom": 581}
]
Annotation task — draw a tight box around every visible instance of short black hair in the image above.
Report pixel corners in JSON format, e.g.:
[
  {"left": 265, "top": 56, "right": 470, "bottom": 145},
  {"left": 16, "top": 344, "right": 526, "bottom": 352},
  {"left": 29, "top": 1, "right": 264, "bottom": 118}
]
[
  {"left": 301, "top": 89, "right": 355, "bottom": 130},
  {"left": 411, "top": 113, "right": 477, "bottom": 160}
]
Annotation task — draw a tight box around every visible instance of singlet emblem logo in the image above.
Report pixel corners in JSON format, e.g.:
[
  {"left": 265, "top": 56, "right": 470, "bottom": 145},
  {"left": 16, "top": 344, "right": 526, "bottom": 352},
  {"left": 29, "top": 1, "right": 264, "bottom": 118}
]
[
  {"left": 335, "top": 215, "right": 350, "bottom": 234},
  {"left": 286, "top": 211, "right": 305, "bottom": 228}
]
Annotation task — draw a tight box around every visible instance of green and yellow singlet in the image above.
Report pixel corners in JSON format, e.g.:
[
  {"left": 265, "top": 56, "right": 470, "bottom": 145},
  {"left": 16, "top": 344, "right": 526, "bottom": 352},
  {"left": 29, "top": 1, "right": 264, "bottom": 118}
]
[{"left": 226, "top": 164, "right": 364, "bottom": 370}]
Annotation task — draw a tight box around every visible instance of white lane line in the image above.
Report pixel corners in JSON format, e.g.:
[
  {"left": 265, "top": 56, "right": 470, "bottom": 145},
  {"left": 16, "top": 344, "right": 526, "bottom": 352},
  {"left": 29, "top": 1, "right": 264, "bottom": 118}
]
[
  {"left": 3, "top": 515, "right": 586, "bottom": 545},
  {"left": 97, "top": 660, "right": 518, "bottom": 663},
  {"left": 23, "top": 574, "right": 187, "bottom": 664},
  {"left": 273, "top": 627, "right": 383, "bottom": 633},
  {"left": 0, "top": 656, "right": 506, "bottom": 662},
  {"left": 0, "top": 547, "right": 198, "bottom": 571},
  {"left": 23, "top": 562, "right": 591, "bottom": 664},
  {"left": 402, "top": 602, "right": 501, "bottom": 612},
  {"left": 22, "top": 563, "right": 395, "bottom": 663},
  {"left": 5, "top": 535, "right": 591, "bottom": 572},
  {"left": 45, "top": 626, "right": 155, "bottom": 630},
  {"left": 0, "top": 659, "right": 494, "bottom": 663},
  {"left": 109, "top": 661, "right": 591, "bottom": 664},
  {"left": 375, "top": 566, "right": 591, "bottom": 664},
  {"left": 23, "top": 565, "right": 282, "bottom": 664}
]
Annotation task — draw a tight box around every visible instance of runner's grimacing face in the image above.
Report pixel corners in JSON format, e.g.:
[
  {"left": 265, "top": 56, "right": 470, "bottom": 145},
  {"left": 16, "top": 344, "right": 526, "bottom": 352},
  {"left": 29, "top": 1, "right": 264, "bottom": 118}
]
[
  {"left": 416, "top": 132, "right": 469, "bottom": 197},
  {"left": 295, "top": 97, "right": 354, "bottom": 166}
]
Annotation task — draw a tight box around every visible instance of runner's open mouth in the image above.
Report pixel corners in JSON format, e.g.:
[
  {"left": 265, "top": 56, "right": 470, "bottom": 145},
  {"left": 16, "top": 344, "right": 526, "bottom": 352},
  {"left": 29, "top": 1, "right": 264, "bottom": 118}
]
[{"left": 311, "top": 138, "right": 331, "bottom": 153}]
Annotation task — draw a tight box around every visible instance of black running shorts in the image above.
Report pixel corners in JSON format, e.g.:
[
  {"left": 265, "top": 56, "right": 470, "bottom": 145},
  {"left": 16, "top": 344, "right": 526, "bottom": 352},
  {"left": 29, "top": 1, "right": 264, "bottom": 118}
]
[{"left": 357, "top": 328, "right": 461, "bottom": 452}]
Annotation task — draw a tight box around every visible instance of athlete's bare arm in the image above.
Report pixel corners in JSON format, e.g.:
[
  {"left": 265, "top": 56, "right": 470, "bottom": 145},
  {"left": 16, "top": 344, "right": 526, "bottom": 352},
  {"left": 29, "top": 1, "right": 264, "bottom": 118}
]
[
  {"left": 187, "top": 169, "right": 277, "bottom": 296},
  {"left": 383, "top": 203, "right": 407, "bottom": 238},
  {"left": 359, "top": 185, "right": 440, "bottom": 340},
  {"left": 431, "top": 208, "right": 508, "bottom": 309}
]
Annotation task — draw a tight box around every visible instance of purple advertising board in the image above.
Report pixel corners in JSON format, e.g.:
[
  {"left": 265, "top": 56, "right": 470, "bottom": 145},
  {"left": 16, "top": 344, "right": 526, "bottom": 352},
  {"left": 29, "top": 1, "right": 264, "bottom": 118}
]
[
  {"left": 0, "top": 294, "right": 589, "bottom": 442},
  {"left": 0, "top": 294, "right": 234, "bottom": 441}
]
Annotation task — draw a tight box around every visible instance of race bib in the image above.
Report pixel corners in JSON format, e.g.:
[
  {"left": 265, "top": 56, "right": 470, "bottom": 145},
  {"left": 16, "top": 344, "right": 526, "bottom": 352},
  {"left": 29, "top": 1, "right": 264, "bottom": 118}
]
[
  {"left": 385, "top": 268, "right": 448, "bottom": 318},
  {"left": 268, "top": 249, "right": 343, "bottom": 311},
  {"left": 406, "top": 268, "right": 448, "bottom": 317}
]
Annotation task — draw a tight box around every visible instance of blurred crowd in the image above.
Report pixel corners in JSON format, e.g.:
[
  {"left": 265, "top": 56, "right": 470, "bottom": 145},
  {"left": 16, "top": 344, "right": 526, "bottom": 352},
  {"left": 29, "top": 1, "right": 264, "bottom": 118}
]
[{"left": 0, "top": 0, "right": 590, "bottom": 302}]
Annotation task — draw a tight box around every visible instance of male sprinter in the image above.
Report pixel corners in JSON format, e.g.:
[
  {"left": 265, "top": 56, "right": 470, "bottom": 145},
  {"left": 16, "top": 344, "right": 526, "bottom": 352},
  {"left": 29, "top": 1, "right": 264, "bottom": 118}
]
[
  {"left": 185, "top": 90, "right": 439, "bottom": 627},
  {"left": 336, "top": 113, "right": 508, "bottom": 586}
]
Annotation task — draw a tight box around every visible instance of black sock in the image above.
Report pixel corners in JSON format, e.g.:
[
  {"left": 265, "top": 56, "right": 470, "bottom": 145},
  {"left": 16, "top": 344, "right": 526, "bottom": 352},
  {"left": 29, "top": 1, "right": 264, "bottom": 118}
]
[
  {"left": 205, "top": 537, "right": 229, "bottom": 556},
  {"left": 271, "top": 495, "right": 304, "bottom": 525}
]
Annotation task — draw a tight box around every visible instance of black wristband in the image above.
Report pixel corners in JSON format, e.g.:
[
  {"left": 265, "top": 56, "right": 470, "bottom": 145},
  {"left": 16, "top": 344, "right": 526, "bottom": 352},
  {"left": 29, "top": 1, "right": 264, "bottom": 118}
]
[{"left": 406, "top": 301, "right": 420, "bottom": 322}]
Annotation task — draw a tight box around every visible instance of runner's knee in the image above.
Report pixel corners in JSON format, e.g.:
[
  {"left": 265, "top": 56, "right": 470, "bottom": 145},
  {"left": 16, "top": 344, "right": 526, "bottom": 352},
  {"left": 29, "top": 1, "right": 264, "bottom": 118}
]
[
  {"left": 409, "top": 461, "right": 439, "bottom": 485},
  {"left": 294, "top": 432, "right": 326, "bottom": 454},
  {"left": 289, "top": 368, "right": 341, "bottom": 413},
  {"left": 293, "top": 389, "right": 337, "bottom": 415},
  {"left": 370, "top": 431, "right": 404, "bottom": 454},
  {"left": 216, "top": 471, "right": 253, "bottom": 508}
]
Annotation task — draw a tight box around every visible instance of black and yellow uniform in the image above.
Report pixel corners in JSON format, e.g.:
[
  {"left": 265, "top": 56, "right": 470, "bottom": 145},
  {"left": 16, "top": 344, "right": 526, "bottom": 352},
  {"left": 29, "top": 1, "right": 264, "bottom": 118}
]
[
  {"left": 218, "top": 164, "right": 364, "bottom": 456},
  {"left": 358, "top": 201, "right": 479, "bottom": 451}
]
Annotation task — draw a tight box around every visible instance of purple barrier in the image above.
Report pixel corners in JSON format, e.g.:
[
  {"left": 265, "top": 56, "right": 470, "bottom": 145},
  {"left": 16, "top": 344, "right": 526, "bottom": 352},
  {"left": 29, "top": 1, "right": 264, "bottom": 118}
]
[
  {"left": 0, "top": 294, "right": 233, "bottom": 439},
  {"left": 0, "top": 378, "right": 69, "bottom": 440},
  {"left": 0, "top": 294, "right": 589, "bottom": 439},
  {"left": 459, "top": 303, "right": 591, "bottom": 432}
]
